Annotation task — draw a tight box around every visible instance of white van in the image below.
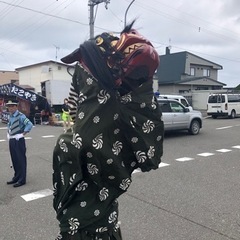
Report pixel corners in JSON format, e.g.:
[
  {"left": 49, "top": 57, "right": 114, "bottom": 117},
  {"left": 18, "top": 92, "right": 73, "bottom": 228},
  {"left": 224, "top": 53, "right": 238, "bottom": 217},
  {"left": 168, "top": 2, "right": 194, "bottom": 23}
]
[
  {"left": 207, "top": 93, "right": 240, "bottom": 118},
  {"left": 158, "top": 94, "right": 193, "bottom": 110}
]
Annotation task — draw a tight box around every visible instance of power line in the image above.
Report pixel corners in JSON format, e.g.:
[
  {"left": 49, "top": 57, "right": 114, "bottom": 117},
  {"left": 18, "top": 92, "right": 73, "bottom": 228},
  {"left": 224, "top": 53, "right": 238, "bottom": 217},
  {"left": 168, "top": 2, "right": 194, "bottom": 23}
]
[
  {"left": 132, "top": 0, "right": 240, "bottom": 43},
  {"left": 0, "top": 0, "right": 80, "bottom": 50},
  {"left": 0, "top": 1, "right": 88, "bottom": 26},
  {"left": 0, "top": 0, "right": 111, "bottom": 32},
  {"left": 1, "top": 0, "right": 240, "bottom": 68},
  {"left": 149, "top": 0, "right": 240, "bottom": 39},
  {"left": 0, "top": 1, "right": 61, "bottom": 47},
  {"left": 150, "top": 39, "right": 240, "bottom": 63},
  {"left": 0, "top": 0, "right": 24, "bottom": 20}
]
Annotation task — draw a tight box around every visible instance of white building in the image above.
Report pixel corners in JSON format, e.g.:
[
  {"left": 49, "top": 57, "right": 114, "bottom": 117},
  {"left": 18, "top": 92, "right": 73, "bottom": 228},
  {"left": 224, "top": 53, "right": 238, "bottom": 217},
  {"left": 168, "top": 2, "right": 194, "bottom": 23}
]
[{"left": 15, "top": 60, "right": 74, "bottom": 94}]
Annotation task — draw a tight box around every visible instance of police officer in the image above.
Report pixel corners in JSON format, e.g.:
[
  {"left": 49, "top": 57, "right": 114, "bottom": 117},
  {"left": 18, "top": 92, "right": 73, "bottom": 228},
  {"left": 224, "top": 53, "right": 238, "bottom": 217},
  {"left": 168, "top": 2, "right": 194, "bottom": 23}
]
[{"left": 6, "top": 100, "right": 33, "bottom": 187}]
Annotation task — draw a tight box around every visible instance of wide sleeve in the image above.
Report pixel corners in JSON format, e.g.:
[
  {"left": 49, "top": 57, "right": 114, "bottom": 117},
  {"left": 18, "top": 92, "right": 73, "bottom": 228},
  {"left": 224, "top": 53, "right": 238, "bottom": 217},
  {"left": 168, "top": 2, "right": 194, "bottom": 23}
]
[{"left": 118, "top": 81, "right": 164, "bottom": 172}]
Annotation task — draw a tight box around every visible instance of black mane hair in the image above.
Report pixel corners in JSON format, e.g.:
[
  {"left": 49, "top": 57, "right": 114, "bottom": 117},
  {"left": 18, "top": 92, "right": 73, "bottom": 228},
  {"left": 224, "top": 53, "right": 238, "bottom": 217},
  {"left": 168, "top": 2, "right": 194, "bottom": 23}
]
[
  {"left": 80, "top": 20, "right": 137, "bottom": 92},
  {"left": 80, "top": 40, "right": 116, "bottom": 91},
  {"left": 121, "top": 20, "right": 136, "bottom": 35}
]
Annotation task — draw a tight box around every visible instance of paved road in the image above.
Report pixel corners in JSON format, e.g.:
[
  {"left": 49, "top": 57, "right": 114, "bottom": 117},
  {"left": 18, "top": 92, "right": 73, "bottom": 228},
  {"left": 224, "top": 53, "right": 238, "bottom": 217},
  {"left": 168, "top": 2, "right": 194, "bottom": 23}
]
[{"left": 0, "top": 117, "right": 239, "bottom": 240}]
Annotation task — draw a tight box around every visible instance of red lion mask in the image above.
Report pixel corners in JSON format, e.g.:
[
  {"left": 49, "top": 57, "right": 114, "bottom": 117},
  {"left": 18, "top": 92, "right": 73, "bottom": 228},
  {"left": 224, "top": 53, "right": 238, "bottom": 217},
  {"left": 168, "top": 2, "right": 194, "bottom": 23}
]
[{"left": 61, "top": 21, "right": 159, "bottom": 87}]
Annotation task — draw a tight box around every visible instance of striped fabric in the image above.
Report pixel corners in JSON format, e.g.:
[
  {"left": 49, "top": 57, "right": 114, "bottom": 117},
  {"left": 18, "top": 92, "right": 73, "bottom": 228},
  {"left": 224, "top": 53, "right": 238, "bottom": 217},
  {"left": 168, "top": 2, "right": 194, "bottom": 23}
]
[
  {"left": 8, "top": 110, "right": 33, "bottom": 136},
  {"left": 68, "top": 82, "right": 78, "bottom": 122},
  {"left": 9, "top": 113, "right": 22, "bottom": 135}
]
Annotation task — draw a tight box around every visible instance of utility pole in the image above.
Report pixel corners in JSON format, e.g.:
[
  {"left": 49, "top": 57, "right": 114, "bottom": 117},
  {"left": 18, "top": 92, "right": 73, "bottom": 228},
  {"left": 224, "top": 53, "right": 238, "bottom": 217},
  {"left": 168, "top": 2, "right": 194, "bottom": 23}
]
[{"left": 88, "top": 0, "right": 110, "bottom": 38}]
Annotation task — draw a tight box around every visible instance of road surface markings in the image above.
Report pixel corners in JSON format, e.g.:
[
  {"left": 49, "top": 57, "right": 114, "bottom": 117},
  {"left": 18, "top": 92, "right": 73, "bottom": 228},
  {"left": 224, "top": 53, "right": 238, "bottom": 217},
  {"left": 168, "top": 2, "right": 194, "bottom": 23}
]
[
  {"left": 21, "top": 188, "right": 53, "bottom": 202},
  {"left": 176, "top": 157, "right": 194, "bottom": 162},
  {"left": 197, "top": 152, "right": 215, "bottom": 157},
  {"left": 132, "top": 169, "right": 141, "bottom": 174},
  {"left": 132, "top": 162, "right": 169, "bottom": 174},
  {"left": 42, "top": 135, "right": 55, "bottom": 138},
  {"left": 21, "top": 143, "right": 240, "bottom": 202},
  {"left": 175, "top": 145, "right": 239, "bottom": 163},
  {"left": 21, "top": 163, "right": 169, "bottom": 201},
  {"left": 0, "top": 139, "right": 6, "bottom": 142},
  {"left": 25, "top": 137, "right": 32, "bottom": 140},
  {"left": 20, "top": 144, "right": 239, "bottom": 202},
  {"left": 232, "top": 145, "right": 240, "bottom": 149},
  {"left": 159, "top": 162, "right": 170, "bottom": 167},
  {"left": 216, "top": 126, "right": 232, "bottom": 130},
  {"left": 216, "top": 149, "right": 232, "bottom": 153}
]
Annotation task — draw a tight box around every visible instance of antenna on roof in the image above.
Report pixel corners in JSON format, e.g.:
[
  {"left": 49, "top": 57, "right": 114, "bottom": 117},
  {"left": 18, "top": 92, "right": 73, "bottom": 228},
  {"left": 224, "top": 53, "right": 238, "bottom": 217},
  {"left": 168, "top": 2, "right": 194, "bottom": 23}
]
[
  {"left": 53, "top": 45, "right": 60, "bottom": 61},
  {"left": 168, "top": 38, "right": 172, "bottom": 50}
]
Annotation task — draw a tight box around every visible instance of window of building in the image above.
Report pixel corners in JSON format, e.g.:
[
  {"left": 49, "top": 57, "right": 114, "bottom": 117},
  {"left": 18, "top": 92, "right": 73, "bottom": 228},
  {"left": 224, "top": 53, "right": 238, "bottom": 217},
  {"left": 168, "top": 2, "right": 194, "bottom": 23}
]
[
  {"left": 196, "top": 86, "right": 208, "bottom": 90},
  {"left": 203, "top": 69, "right": 210, "bottom": 77},
  {"left": 190, "top": 67, "right": 195, "bottom": 76}
]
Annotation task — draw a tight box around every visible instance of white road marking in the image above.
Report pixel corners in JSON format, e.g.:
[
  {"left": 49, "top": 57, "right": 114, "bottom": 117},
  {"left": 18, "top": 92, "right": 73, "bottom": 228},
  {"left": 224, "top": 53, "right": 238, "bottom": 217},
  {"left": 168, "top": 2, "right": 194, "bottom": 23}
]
[
  {"left": 216, "top": 126, "right": 232, "bottom": 130},
  {"left": 8, "top": 123, "right": 237, "bottom": 202},
  {"left": 0, "top": 139, "right": 6, "bottom": 142},
  {"left": 42, "top": 135, "right": 55, "bottom": 138},
  {"left": 232, "top": 145, "right": 240, "bottom": 149},
  {"left": 20, "top": 141, "right": 240, "bottom": 202},
  {"left": 21, "top": 189, "right": 53, "bottom": 202},
  {"left": 132, "top": 162, "right": 170, "bottom": 174},
  {"left": 216, "top": 149, "right": 232, "bottom": 153},
  {"left": 22, "top": 163, "right": 171, "bottom": 201},
  {"left": 159, "top": 162, "right": 170, "bottom": 167},
  {"left": 176, "top": 157, "right": 194, "bottom": 162},
  {"left": 133, "top": 169, "right": 141, "bottom": 174},
  {"left": 197, "top": 152, "right": 215, "bottom": 157}
]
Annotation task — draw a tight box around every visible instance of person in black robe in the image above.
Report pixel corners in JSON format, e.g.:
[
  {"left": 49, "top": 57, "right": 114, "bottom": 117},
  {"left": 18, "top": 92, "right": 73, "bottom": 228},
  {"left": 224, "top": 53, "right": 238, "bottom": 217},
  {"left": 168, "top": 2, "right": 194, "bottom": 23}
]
[{"left": 53, "top": 21, "right": 164, "bottom": 240}]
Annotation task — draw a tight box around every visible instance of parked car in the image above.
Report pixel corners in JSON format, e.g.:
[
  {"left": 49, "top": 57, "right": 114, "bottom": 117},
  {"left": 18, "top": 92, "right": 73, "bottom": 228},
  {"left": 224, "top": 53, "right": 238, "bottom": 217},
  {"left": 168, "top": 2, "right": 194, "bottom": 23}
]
[
  {"left": 158, "top": 94, "right": 193, "bottom": 111},
  {"left": 157, "top": 99, "right": 202, "bottom": 135}
]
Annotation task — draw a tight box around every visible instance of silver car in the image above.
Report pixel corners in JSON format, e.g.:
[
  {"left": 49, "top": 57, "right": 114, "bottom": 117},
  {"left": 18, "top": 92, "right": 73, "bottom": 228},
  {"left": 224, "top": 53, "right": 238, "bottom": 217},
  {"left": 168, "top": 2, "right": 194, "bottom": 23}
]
[{"left": 158, "top": 99, "right": 202, "bottom": 135}]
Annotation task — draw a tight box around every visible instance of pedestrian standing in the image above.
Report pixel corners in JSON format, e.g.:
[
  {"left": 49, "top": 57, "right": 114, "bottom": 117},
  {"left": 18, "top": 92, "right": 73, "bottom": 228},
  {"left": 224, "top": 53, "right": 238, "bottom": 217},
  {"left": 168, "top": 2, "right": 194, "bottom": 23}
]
[
  {"left": 61, "top": 98, "right": 70, "bottom": 131},
  {"left": 6, "top": 100, "right": 33, "bottom": 187}
]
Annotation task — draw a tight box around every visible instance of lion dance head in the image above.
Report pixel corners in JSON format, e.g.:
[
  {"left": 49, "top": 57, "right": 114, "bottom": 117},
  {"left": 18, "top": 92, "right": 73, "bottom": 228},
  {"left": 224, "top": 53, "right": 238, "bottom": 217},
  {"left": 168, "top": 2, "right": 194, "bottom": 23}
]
[{"left": 61, "top": 20, "right": 159, "bottom": 93}]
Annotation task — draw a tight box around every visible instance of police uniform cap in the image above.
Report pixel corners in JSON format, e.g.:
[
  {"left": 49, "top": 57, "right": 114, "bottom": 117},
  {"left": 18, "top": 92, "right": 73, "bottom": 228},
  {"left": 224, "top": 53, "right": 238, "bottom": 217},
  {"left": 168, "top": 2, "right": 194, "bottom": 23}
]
[{"left": 5, "top": 100, "right": 18, "bottom": 106}]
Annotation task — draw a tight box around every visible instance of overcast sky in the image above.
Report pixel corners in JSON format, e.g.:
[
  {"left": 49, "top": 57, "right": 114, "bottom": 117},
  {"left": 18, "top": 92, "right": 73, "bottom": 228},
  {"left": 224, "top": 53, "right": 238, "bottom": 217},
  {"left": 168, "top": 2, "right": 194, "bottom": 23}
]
[{"left": 0, "top": 0, "right": 240, "bottom": 87}]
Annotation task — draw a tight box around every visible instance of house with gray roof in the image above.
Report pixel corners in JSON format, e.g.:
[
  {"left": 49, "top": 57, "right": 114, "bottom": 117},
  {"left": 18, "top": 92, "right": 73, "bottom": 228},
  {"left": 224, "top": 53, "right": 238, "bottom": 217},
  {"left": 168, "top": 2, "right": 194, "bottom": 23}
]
[{"left": 156, "top": 47, "right": 225, "bottom": 94}]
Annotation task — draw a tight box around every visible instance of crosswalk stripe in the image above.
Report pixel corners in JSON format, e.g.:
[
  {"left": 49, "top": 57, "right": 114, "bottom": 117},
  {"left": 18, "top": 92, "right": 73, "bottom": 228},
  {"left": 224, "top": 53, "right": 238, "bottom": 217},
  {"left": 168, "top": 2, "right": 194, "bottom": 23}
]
[
  {"left": 197, "top": 152, "right": 215, "bottom": 157},
  {"left": 176, "top": 157, "right": 194, "bottom": 162},
  {"left": 216, "top": 149, "right": 232, "bottom": 153},
  {"left": 21, "top": 189, "right": 53, "bottom": 202},
  {"left": 132, "top": 162, "right": 170, "bottom": 174},
  {"left": 232, "top": 145, "right": 240, "bottom": 149},
  {"left": 42, "top": 135, "right": 55, "bottom": 138},
  {"left": 216, "top": 126, "right": 232, "bottom": 130}
]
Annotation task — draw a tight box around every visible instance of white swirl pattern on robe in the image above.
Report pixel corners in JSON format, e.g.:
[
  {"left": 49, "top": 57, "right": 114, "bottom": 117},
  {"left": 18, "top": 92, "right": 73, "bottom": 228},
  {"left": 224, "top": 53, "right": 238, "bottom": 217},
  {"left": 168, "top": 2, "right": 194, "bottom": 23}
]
[{"left": 52, "top": 64, "right": 164, "bottom": 237}]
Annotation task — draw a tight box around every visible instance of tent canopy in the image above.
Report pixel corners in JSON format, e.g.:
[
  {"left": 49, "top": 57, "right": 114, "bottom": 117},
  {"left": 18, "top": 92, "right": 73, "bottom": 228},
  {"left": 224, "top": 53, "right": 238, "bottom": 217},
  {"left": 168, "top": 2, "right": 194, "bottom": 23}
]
[{"left": 0, "top": 83, "right": 50, "bottom": 110}]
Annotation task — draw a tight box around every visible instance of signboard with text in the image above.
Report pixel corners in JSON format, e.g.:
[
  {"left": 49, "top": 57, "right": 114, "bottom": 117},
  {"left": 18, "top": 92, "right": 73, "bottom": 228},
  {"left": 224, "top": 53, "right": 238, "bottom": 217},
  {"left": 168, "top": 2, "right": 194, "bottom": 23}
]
[{"left": 0, "top": 83, "right": 37, "bottom": 103}]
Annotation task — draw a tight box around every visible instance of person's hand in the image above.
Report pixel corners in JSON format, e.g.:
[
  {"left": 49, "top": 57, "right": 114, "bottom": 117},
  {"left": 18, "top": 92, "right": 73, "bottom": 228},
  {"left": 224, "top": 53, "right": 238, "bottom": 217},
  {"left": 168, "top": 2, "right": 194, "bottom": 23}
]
[{"left": 7, "top": 133, "right": 10, "bottom": 140}]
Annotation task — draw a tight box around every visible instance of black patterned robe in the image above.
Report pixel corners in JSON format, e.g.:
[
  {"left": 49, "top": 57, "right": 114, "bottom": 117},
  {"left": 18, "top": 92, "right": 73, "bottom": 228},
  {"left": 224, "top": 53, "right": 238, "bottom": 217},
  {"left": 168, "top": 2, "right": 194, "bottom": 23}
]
[{"left": 53, "top": 64, "right": 164, "bottom": 240}]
